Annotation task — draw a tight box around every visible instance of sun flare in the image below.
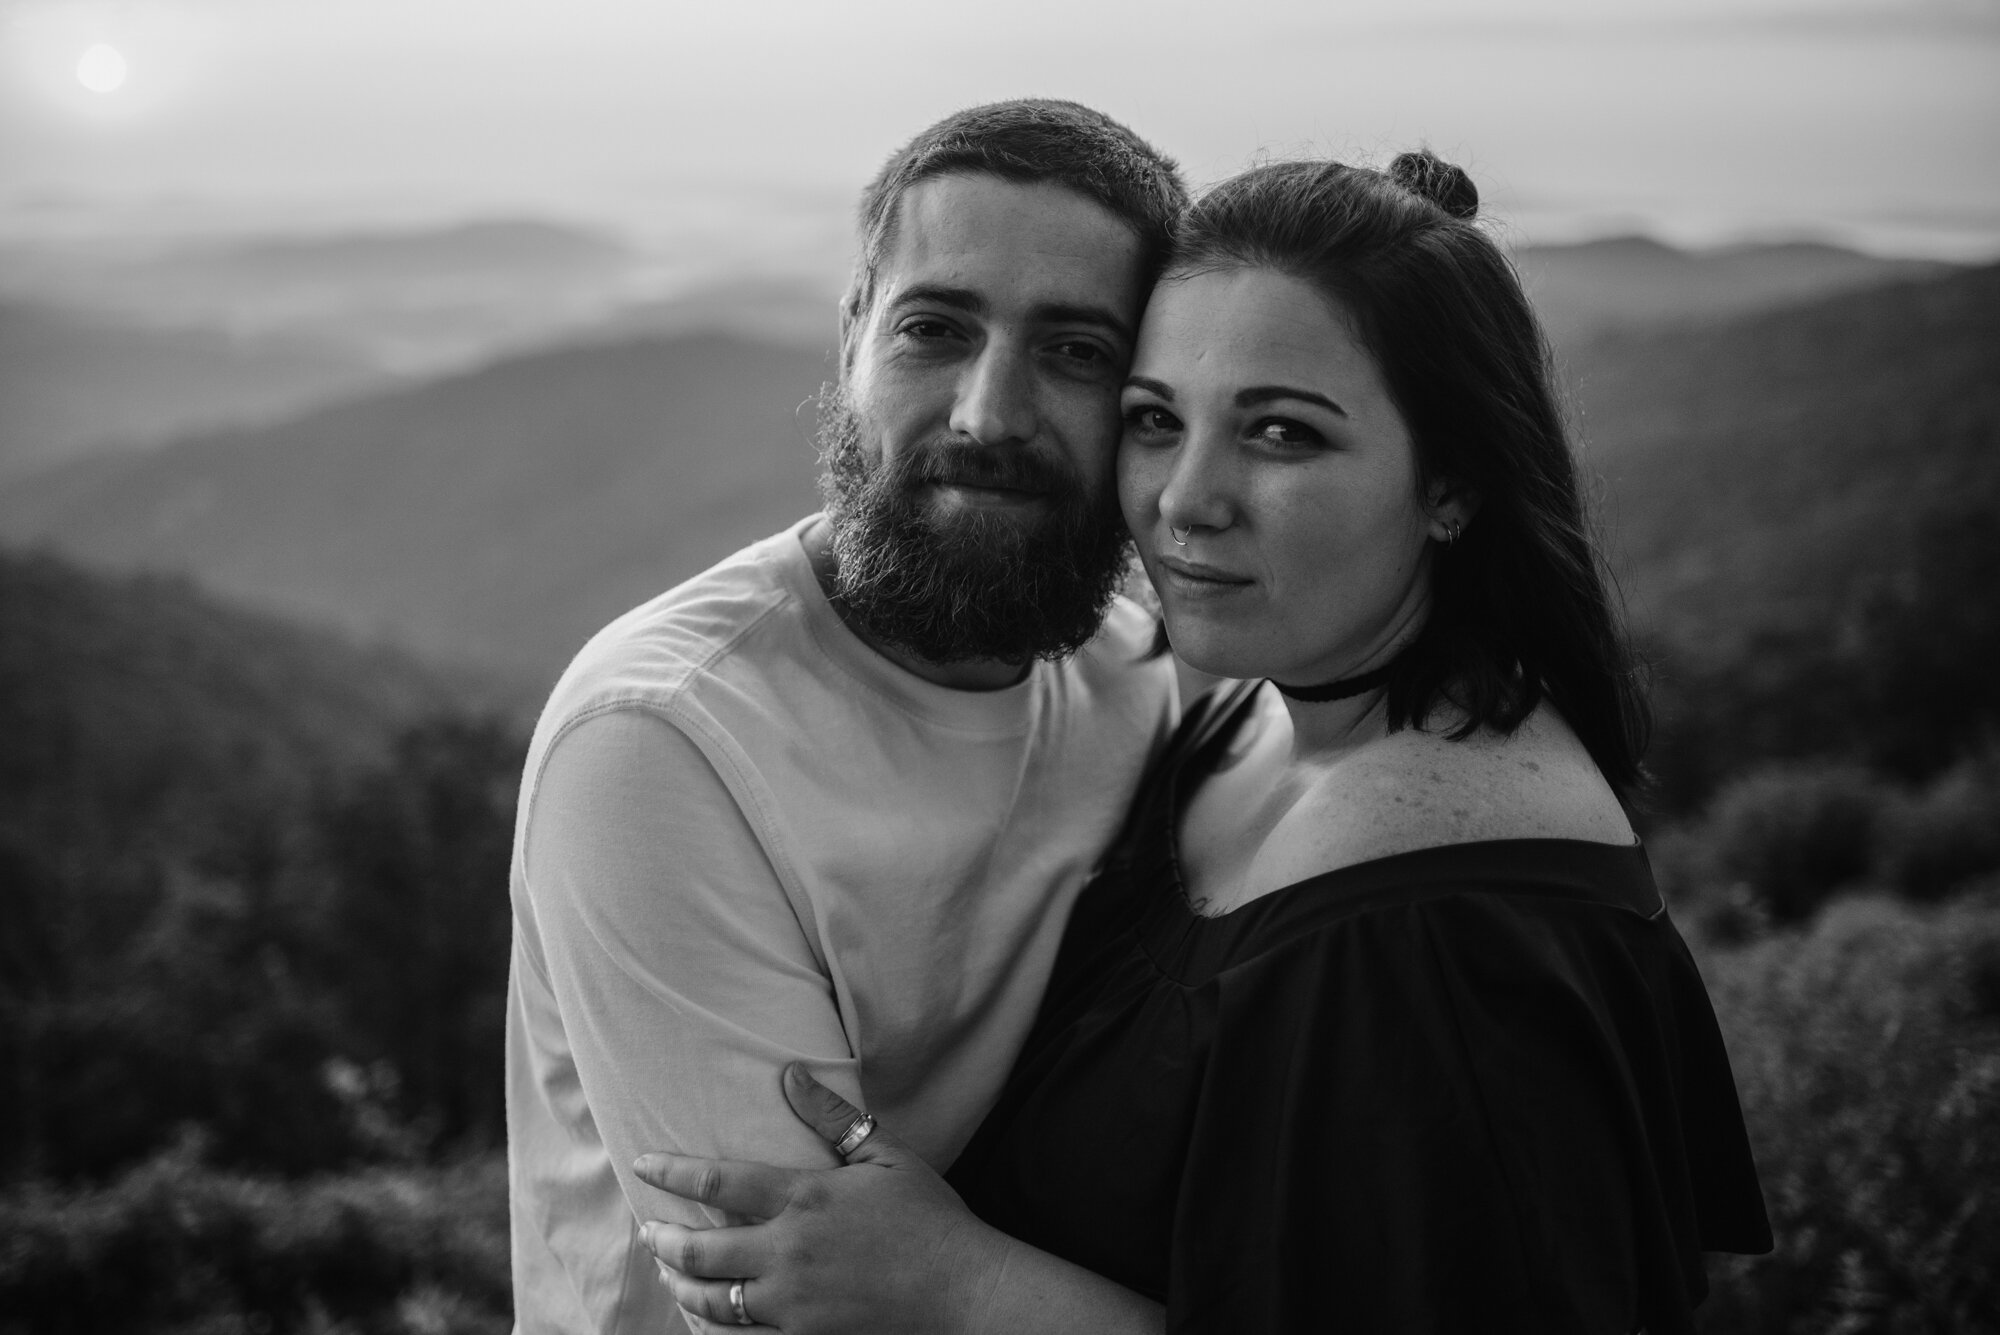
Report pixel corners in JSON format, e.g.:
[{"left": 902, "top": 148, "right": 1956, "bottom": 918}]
[{"left": 76, "top": 43, "right": 128, "bottom": 94}]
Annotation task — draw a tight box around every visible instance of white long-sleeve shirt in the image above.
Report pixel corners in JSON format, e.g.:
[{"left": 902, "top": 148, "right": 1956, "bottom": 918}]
[{"left": 506, "top": 516, "right": 1175, "bottom": 1333}]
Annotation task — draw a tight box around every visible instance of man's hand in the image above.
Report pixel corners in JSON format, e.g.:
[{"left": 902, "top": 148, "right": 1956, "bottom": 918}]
[{"left": 635, "top": 1064, "right": 1006, "bottom": 1335}]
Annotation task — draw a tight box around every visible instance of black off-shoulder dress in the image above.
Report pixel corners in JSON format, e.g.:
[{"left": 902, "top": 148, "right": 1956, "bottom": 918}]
[{"left": 947, "top": 682, "right": 1771, "bottom": 1334}]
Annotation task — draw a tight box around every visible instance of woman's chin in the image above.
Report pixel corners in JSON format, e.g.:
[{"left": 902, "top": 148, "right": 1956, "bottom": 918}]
[{"left": 1161, "top": 628, "right": 1260, "bottom": 683}]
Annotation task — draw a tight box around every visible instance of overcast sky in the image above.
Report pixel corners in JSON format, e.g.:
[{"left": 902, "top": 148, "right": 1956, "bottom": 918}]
[{"left": 2, "top": 0, "right": 1996, "bottom": 273}]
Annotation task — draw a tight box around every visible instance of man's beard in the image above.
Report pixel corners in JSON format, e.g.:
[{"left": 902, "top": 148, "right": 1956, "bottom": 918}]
[{"left": 813, "top": 384, "right": 1131, "bottom": 667}]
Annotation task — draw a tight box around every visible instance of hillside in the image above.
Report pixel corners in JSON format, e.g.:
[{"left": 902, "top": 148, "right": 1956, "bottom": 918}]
[
  {"left": 0, "top": 219, "right": 650, "bottom": 451},
  {"left": 1562, "top": 262, "right": 2000, "bottom": 799},
  {"left": 1572, "top": 261, "right": 2000, "bottom": 651},
  {"left": 0, "top": 546, "right": 521, "bottom": 1183},
  {"left": 0, "top": 301, "right": 391, "bottom": 476},
  {"left": 0, "top": 547, "right": 460, "bottom": 845},
  {"left": 0, "top": 332, "right": 831, "bottom": 688},
  {"left": 1516, "top": 236, "right": 1953, "bottom": 347}
]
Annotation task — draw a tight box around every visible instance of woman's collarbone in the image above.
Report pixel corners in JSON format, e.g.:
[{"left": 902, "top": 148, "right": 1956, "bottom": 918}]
[{"left": 1179, "top": 719, "right": 1630, "bottom": 916}]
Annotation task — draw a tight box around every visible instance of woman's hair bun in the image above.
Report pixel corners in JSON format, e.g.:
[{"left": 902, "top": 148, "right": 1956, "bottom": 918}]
[{"left": 1389, "top": 151, "right": 1478, "bottom": 221}]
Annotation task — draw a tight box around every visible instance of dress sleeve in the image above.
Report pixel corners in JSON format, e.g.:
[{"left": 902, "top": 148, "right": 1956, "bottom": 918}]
[
  {"left": 520, "top": 708, "right": 860, "bottom": 1331},
  {"left": 1165, "top": 898, "right": 1763, "bottom": 1335}
]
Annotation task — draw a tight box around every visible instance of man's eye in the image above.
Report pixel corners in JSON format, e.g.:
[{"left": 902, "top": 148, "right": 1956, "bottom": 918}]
[
  {"left": 1054, "top": 341, "right": 1106, "bottom": 364},
  {"left": 899, "top": 319, "right": 956, "bottom": 341}
]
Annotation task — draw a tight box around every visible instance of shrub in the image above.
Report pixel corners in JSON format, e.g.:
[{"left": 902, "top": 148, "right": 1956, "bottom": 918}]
[
  {"left": 1688, "top": 763, "right": 1888, "bottom": 924},
  {"left": 1875, "top": 752, "right": 2000, "bottom": 902},
  {"left": 1658, "top": 753, "right": 2000, "bottom": 938},
  {"left": 1695, "top": 889, "right": 2000, "bottom": 1333},
  {"left": 0, "top": 1143, "right": 510, "bottom": 1335}
]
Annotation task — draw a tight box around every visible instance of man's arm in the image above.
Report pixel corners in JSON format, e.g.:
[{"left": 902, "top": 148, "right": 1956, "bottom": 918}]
[{"left": 522, "top": 707, "right": 858, "bottom": 1323}]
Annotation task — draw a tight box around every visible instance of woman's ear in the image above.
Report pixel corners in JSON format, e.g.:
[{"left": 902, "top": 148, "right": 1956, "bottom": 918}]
[{"left": 1425, "top": 479, "right": 1482, "bottom": 543}]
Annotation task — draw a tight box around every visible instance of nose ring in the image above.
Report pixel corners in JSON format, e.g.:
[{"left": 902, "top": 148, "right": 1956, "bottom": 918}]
[{"left": 1170, "top": 526, "right": 1190, "bottom": 546}]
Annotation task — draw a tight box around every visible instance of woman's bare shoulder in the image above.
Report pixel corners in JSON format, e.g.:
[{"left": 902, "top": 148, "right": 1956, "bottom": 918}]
[{"left": 1279, "top": 706, "right": 1635, "bottom": 876}]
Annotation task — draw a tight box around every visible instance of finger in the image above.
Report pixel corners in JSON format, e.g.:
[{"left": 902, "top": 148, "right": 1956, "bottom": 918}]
[
  {"left": 781, "top": 1062, "right": 909, "bottom": 1167},
  {"left": 652, "top": 1265, "right": 779, "bottom": 1333},
  {"left": 632, "top": 1152, "right": 796, "bottom": 1219},
  {"left": 640, "top": 1219, "right": 771, "bottom": 1281}
]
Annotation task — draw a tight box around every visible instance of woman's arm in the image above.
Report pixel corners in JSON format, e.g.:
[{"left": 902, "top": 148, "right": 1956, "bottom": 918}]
[{"left": 634, "top": 1064, "right": 1164, "bottom": 1335}]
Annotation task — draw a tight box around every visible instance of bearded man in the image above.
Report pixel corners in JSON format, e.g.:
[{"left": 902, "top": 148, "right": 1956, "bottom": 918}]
[{"left": 505, "top": 100, "right": 1187, "bottom": 1334}]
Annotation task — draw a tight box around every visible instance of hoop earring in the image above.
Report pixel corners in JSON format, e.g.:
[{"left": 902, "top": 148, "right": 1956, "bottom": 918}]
[
  {"left": 1170, "top": 526, "right": 1191, "bottom": 546},
  {"left": 1444, "top": 520, "right": 1462, "bottom": 548}
]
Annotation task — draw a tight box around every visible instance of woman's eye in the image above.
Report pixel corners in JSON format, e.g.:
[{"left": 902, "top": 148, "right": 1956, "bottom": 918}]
[
  {"left": 1123, "top": 405, "right": 1180, "bottom": 437},
  {"left": 1251, "top": 418, "right": 1324, "bottom": 449}
]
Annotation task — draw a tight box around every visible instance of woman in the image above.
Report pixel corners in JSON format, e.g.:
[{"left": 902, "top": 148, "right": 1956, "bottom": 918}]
[{"left": 633, "top": 152, "right": 1771, "bottom": 1333}]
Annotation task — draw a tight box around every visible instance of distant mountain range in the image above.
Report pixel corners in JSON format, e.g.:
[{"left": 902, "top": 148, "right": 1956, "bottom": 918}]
[
  {"left": 0, "top": 331, "right": 831, "bottom": 693},
  {"left": 2, "top": 233, "right": 1991, "bottom": 716},
  {"left": 1576, "top": 261, "right": 2000, "bottom": 655},
  {"left": 0, "top": 301, "right": 394, "bottom": 477},
  {"left": 0, "top": 220, "right": 651, "bottom": 463},
  {"left": 0, "top": 218, "right": 1951, "bottom": 476},
  {"left": 1513, "top": 235, "right": 1954, "bottom": 346}
]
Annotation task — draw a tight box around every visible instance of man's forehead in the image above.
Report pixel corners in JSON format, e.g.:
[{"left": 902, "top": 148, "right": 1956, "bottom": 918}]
[{"left": 876, "top": 173, "right": 1147, "bottom": 313}]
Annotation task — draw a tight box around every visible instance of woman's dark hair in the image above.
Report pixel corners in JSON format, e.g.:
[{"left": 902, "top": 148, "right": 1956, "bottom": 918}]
[{"left": 1167, "top": 153, "right": 1650, "bottom": 794}]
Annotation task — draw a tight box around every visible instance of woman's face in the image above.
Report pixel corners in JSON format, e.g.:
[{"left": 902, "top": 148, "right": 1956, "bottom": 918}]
[{"left": 1119, "top": 265, "right": 1450, "bottom": 686}]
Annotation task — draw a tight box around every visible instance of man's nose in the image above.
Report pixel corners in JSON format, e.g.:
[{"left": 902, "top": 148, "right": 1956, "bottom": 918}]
[{"left": 948, "top": 345, "right": 1035, "bottom": 448}]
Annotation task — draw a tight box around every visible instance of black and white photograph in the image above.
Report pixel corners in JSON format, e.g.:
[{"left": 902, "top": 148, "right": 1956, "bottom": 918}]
[{"left": 3, "top": 1, "right": 1997, "bottom": 1331}]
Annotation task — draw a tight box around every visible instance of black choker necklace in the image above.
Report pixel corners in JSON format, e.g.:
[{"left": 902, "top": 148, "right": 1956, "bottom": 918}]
[{"left": 1269, "top": 658, "right": 1400, "bottom": 703}]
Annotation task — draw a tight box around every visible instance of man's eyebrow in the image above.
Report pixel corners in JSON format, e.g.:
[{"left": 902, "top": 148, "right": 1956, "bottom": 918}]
[
  {"left": 1237, "top": 385, "right": 1349, "bottom": 417},
  {"left": 1125, "top": 375, "right": 1175, "bottom": 401},
  {"left": 888, "top": 284, "right": 986, "bottom": 316},
  {"left": 1031, "top": 302, "right": 1135, "bottom": 344},
  {"left": 885, "top": 287, "right": 1134, "bottom": 344}
]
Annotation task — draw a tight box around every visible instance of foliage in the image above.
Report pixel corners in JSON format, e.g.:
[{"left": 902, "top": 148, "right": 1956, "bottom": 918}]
[
  {"left": 0, "top": 550, "right": 523, "bottom": 1183},
  {"left": 0, "top": 1144, "right": 510, "bottom": 1335},
  {"left": 1694, "top": 891, "right": 2000, "bottom": 1334},
  {"left": 313, "top": 718, "right": 522, "bottom": 1151},
  {"left": 1652, "top": 751, "right": 2000, "bottom": 931}
]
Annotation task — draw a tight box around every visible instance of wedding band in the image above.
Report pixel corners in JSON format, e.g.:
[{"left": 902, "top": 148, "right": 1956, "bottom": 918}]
[
  {"left": 728, "top": 1279, "right": 752, "bottom": 1326},
  {"left": 833, "top": 1112, "right": 877, "bottom": 1159}
]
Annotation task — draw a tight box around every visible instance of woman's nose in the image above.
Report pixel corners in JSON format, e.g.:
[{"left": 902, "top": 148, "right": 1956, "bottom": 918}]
[{"left": 1154, "top": 434, "right": 1236, "bottom": 536}]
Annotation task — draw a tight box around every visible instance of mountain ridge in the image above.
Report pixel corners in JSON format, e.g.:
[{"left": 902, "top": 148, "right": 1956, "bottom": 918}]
[
  {"left": 3, "top": 257, "right": 1990, "bottom": 718},
  {"left": 0, "top": 329, "right": 831, "bottom": 689}
]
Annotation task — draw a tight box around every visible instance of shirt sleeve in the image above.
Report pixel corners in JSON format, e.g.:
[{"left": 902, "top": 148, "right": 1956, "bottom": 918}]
[{"left": 522, "top": 707, "right": 859, "bottom": 1329}]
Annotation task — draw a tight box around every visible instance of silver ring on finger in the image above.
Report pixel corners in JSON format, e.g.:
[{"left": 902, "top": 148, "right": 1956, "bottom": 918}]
[
  {"left": 728, "top": 1278, "right": 753, "bottom": 1326},
  {"left": 833, "top": 1112, "right": 877, "bottom": 1159}
]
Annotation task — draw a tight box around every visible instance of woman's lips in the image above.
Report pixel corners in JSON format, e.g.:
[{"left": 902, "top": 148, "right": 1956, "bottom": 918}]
[{"left": 1157, "top": 553, "right": 1252, "bottom": 587}]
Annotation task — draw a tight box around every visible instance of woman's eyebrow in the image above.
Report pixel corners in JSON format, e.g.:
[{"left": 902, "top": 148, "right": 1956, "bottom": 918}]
[
  {"left": 1124, "top": 375, "right": 1174, "bottom": 400},
  {"left": 1236, "top": 385, "right": 1348, "bottom": 417}
]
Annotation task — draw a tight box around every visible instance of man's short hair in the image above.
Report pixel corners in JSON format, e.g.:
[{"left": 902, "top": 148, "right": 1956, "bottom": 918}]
[{"left": 842, "top": 98, "right": 1187, "bottom": 326}]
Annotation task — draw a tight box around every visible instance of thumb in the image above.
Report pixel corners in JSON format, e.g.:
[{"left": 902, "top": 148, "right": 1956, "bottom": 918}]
[{"left": 782, "top": 1062, "right": 912, "bottom": 1168}]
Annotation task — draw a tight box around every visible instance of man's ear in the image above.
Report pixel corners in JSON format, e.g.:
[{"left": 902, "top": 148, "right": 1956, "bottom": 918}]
[
  {"left": 836, "top": 283, "right": 866, "bottom": 379},
  {"left": 1425, "top": 478, "right": 1483, "bottom": 542}
]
